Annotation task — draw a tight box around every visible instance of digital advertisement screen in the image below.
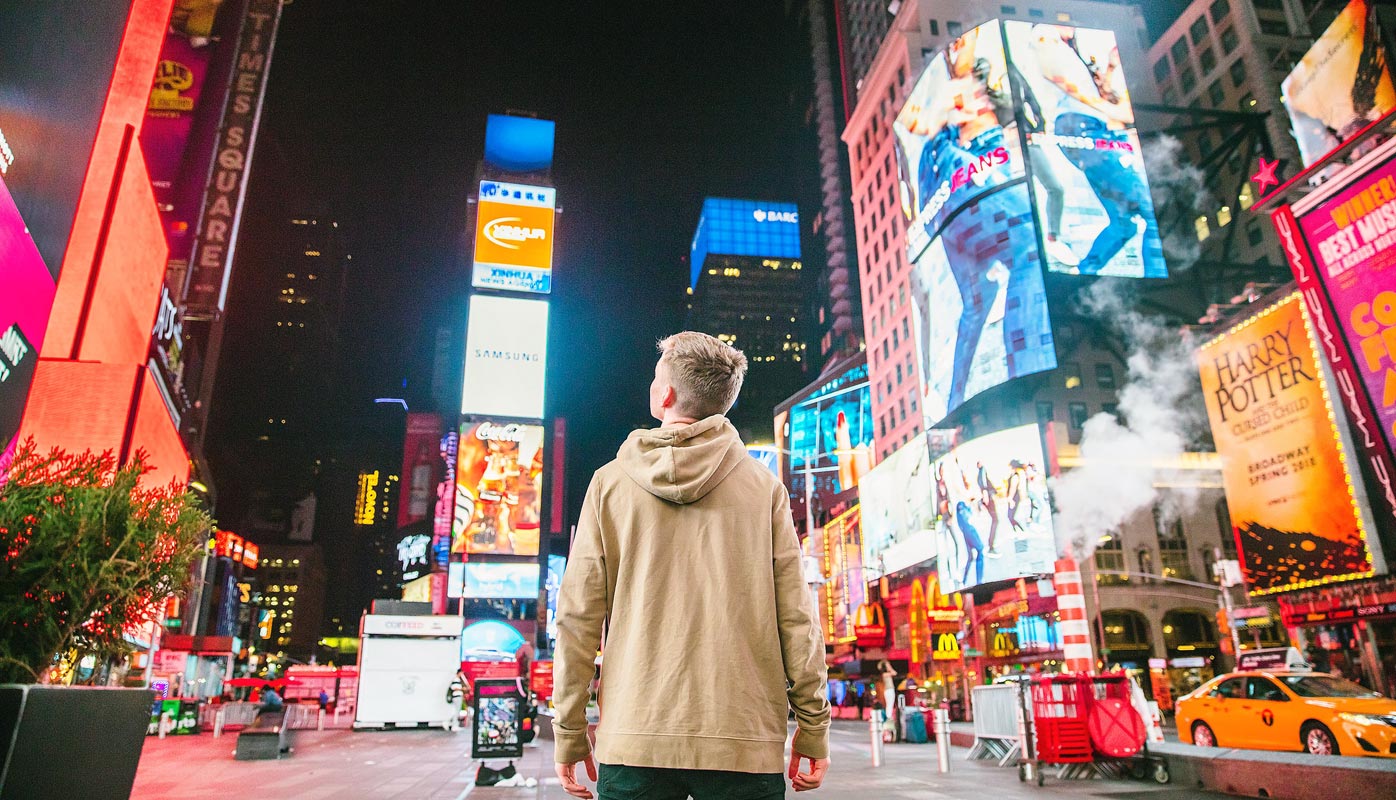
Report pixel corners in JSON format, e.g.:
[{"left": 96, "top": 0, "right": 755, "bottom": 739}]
[
  {"left": 895, "top": 21, "right": 1025, "bottom": 260},
  {"left": 460, "top": 619, "right": 528, "bottom": 658},
  {"left": 545, "top": 554, "right": 566, "bottom": 641},
  {"left": 933, "top": 424, "right": 1056, "bottom": 593},
  {"left": 471, "top": 180, "right": 556, "bottom": 294},
  {"left": 1197, "top": 294, "right": 1373, "bottom": 594},
  {"left": 0, "top": 1, "right": 130, "bottom": 275},
  {"left": 689, "top": 197, "right": 801, "bottom": 288},
  {"left": 398, "top": 413, "right": 443, "bottom": 528},
  {"left": 1297, "top": 154, "right": 1396, "bottom": 476},
  {"left": 894, "top": 21, "right": 1057, "bottom": 426},
  {"left": 860, "top": 435, "right": 937, "bottom": 579},
  {"left": 142, "top": 1, "right": 226, "bottom": 209},
  {"left": 460, "top": 295, "right": 549, "bottom": 419},
  {"left": 450, "top": 562, "right": 541, "bottom": 599},
  {"left": 484, "top": 114, "right": 556, "bottom": 174},
  {"left": 1003, "top": 22, "right": 1166, "bottom": 278},
  {"left": 453, "top": 421, "right": 544, "bottom": 557},
  {"left": 816, "top": 505, "right": 865, "bottom": 644},
  {"left": 1282, "top": 0, "right": 1396, "bottom": 168},
  {"left": 0, "top": 176, "right": 56, "bottom": 455},
  {"left": 783, "top": 362, "right": 873, "bottom": 512},
  {"left": 909, "top": 181, "right": 1056, "bottom": 426}
]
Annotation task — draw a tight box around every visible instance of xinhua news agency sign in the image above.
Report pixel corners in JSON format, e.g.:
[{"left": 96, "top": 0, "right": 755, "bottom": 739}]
[{"left": 184, "top": 0, "right": 283, "bottom": 317}]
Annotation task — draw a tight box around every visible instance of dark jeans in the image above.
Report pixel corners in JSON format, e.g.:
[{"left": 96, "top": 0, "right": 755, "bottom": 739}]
[{"left": 597, "top": 764, "right": 784, "bottom": 800}]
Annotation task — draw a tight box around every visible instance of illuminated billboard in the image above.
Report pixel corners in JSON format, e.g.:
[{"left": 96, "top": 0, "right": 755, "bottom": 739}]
[
  {"left": 689, "top": 197, "right": 801, "bottom": 288},
  {"left": 472, "top": 180, "right": 556, "bottom": 294},
  {"left": 398, "top": 413, "right": 443, "bottom": 528},
  {"left": 860, "top": 435, "right": 936, "bottom": 579},
  {"left": 0, "top": 177, "right": 55, "bottom": 454},
  {"left": 1278, "top": 153, "right": 1396, "bottom": 529},
  {"left": 0, "top": 2, "right": 130, "bottom": 274},
  {"left": 816, "top": 505, "right": 865, "bottom": 644},
  {"left": 449, "top": 562, "right": 542, "bottom": 599},
  {"left": 484, "top": 114, "right": 556, "bottom": 174},
  {"left": 1282, "top": 0, "right": 1396, "bottom": 168},
  {"left": 895, "top": 20, "right": 1025, "bottom": 259},
  {"left": 460, "top": 295, "right": 549, "bottom": 419},
  {"left": 545, "top": 554, "right": 566, "bottom": 641},
  {"left": 778, "top": 359, "right": 873, "bottom": 513},
  {"left": 1002, "top": 22, "right": 1165, "bottom": 278},
  {"left": 1197, "top": 294, "right": 1373, "bottom": 594},
  {"left": 893, "top": 20, "right": 1056, "bottom": 426},
  {"left": 354, "top": 470, "right": 381, "bottom": 527},
  {"left": 934, "top": 424, "right": 1056, "bottom": 593},
  {"left": 453, "top": 421, "right": 544, "bottom": 557}
]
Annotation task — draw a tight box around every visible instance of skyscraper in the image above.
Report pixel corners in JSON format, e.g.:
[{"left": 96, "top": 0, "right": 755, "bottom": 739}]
[{"left": 687, "top": 197, "right": 809, "bottom": 439}]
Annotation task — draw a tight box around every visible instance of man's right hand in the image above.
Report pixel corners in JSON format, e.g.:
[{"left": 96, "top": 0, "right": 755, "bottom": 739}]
[
  {"left": 787, "top": 729, "right": 830, "bottom": 792},
  {"left": 556, "top": 755, "right": 598, "bottom": 799}
]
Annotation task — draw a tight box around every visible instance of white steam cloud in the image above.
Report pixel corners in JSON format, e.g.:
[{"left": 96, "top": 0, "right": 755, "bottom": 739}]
[
  {"left": 1142, "top": 134, "right": 1212, "bottom": 272},
  {"left": 1050, "top": 282, "right": 1206, "bottom": 560}
]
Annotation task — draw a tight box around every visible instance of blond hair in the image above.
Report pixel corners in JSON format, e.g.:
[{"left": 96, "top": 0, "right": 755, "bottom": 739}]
[{"left": 657, "top": 332, "right": 748, "bottom": 418}]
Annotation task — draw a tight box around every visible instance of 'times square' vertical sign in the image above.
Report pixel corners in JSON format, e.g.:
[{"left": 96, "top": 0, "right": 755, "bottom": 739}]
[{"left": 185, "top": 0, "right": 283, "bottom": 314}]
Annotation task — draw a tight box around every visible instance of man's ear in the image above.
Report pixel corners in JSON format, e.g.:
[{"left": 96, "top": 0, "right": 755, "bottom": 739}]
[{"left": 661, "top": 385, "right": 677, "bottom": 409}]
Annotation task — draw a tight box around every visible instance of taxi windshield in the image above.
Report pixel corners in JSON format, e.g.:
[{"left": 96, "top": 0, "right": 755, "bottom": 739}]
[{"left": 1280, "top": 675, "right": 1380, "bottom": 698}]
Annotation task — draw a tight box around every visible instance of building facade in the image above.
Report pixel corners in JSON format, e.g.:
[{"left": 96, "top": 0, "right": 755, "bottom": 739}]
[
  {"left": 254, "top": 543, "right": 327, "bottom": 662},
  {"left": 1146, "top": 0, "right": 1321, "bottom": 274},
  {"left": 687, "top": 197, "right": 810, "bottom": 439}
]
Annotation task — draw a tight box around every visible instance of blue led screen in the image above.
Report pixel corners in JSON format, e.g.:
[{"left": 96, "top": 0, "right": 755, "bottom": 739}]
[
  {"left": 689, "top": 197, "right": 801, "bottom": 287},
  {"left": 484, "top": 114, "right": 556, "bottom": 173}
]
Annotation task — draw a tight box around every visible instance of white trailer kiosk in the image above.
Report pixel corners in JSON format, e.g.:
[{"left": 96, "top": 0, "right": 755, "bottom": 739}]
[{"left": 354, "top": 614, "right": 464, "bottom": 730}]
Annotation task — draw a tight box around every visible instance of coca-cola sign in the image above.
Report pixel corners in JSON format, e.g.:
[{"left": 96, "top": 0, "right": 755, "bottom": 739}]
[{"left": 475, "top": 421, "right": 528, "bottom": 443}]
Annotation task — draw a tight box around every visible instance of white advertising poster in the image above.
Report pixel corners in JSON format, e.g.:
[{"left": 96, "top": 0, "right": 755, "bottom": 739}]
[
  {"left": 860, "top": 434, "right": 937, "bottom": 579},
  {"left": 461, "top": 295, "right": 549, "bottom": 419},
  {"left": 933, "top": 424, "right": 1056, "bottom": 593}
]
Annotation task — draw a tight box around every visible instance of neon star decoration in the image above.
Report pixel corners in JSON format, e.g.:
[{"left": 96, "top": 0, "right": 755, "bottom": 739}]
[{"left": 1253, "top": 158, "right": 1281, "bottom": 196}]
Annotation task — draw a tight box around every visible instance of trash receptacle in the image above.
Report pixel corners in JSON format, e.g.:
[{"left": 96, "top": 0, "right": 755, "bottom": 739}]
[{"left": 902, "top": 708, "right": 929, "bottom": 743}]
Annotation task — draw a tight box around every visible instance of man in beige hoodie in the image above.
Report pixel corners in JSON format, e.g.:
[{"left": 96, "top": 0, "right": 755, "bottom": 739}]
[{"left": 553, "top": 332, "right": 831, "bottom": 799}]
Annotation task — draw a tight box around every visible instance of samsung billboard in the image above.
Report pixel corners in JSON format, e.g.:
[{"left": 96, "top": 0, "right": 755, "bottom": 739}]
[{"left": 460, "top": 295, "right": 548, "bottom": 420}]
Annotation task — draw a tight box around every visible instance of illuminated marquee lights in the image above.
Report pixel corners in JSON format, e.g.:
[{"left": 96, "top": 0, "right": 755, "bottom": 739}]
[
  {"left": 354, "top": 470, "right": 380, "bottom": 526},
  {"left": 1199, "top": 294, "right": 1375, "bottom": 595}
]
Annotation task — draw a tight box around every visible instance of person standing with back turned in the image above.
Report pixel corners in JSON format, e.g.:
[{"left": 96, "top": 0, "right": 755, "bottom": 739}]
[{"left": 553, "top": 332, "right": 832, "bottom": 799}]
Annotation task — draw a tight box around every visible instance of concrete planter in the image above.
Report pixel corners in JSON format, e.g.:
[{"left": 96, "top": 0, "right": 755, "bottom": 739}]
[{"left": 0, "top": 684, "right": 155, "bottom": 800}]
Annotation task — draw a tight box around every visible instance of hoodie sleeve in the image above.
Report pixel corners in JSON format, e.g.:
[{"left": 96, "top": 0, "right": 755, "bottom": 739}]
[
  {"left": 553, "top": 477, "right": 608, "bottom": 764},
  {"left": 772, "top": 485, "right": 831, "bottom": 758}
]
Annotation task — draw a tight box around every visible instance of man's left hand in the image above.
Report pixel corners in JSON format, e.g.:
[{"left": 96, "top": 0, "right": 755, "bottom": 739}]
[{"left": 556, "top": 755, "right": 598, "bottom": 799}]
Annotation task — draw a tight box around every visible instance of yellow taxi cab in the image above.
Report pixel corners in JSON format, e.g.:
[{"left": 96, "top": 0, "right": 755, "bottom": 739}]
[{"left": 1175, "top": 649, "right": 1396, "bottom": 757}]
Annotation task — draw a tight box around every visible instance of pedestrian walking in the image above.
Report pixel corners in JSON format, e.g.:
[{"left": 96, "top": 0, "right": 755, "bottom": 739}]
[
  {"left": 318, "top": 689, "right": 330, "bottom": 712},
  {"left": 553, "top": 332, "right": 831, "bottom": 799}
]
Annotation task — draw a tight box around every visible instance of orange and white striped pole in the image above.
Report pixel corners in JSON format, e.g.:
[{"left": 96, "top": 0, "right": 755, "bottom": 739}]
[{"left": 1054, "top": 556, "right": 1094, "bottom": 674}]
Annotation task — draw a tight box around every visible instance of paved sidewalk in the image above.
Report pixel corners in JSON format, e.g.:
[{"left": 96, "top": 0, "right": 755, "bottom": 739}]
[
  {"left": 131, "top": 720, "right": 1224, "bottom": 799},
  {"left": 132, "top": 728, "right": 479, "bottom": 800}
]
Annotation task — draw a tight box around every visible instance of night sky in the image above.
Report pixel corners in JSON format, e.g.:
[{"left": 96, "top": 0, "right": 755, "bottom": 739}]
[{"left": 229, "top": 1, "right": 811, "bottom": 520}]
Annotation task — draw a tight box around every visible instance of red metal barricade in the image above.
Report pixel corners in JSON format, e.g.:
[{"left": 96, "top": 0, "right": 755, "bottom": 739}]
[{"left": 1030, "top": 675, "right": 1093, "bottom": 764}]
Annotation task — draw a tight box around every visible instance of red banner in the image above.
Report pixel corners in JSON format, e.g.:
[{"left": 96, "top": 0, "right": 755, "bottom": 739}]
[
  {"left": 530, "top": 660, "right": 554, "bottom": 699},
  {"left": 460, "top": 660, "right": 520, "bottom": 689}
]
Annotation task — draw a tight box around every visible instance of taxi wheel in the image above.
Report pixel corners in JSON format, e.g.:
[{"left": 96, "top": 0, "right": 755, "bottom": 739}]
[
  {"left": 1301, "top": 722, "right": 1339, "bottom": 756},
  {"left": 1192, "top": 721, "right": 1217, "bottom": 748}
]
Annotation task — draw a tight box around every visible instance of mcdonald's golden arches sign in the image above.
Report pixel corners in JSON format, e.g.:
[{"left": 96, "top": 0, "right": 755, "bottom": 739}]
[{"left": 853, "top": 603, "right": 887, "bottom": 648}]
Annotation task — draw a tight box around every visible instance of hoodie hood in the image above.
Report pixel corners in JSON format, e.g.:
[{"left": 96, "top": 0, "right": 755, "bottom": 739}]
[{"left": 617, "top": 415, "right": 748, "bottom": 504}]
